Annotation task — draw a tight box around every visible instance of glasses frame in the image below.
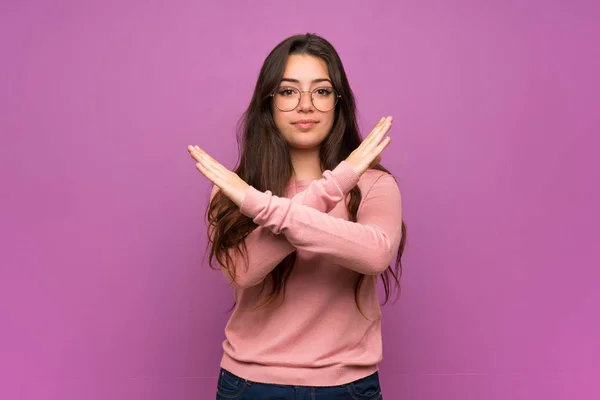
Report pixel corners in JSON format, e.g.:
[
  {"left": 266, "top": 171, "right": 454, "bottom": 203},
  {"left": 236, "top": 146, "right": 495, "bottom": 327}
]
[{"left": 269, "top": 86, "right": 342, "bottom": 112}]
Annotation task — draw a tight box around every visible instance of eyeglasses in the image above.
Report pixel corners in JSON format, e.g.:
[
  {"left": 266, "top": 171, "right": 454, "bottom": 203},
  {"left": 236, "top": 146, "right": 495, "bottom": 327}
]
[{"left": 270, "top": 86, "right": 341, "bottom": 112}]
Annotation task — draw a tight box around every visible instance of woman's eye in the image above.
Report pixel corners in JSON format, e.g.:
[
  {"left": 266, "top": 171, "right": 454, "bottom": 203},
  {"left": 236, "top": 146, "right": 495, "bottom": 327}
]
[
  {"left": 278, "top": 88, "right": 296, "bottom": 96},
  {"left": 316, "top": 88, "right": 332, "bottom": 96}
]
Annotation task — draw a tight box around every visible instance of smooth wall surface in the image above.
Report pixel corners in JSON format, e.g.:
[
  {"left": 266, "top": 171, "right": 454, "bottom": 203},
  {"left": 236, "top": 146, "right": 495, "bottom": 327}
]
[{"left": 1, "top": 0, "right": 598, "bottom": 399}]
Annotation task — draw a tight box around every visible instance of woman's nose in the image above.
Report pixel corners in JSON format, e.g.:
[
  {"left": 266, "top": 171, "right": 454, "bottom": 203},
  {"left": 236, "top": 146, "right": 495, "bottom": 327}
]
[{"left": 297, "top": 91, "right": 314, "bottom": 111}]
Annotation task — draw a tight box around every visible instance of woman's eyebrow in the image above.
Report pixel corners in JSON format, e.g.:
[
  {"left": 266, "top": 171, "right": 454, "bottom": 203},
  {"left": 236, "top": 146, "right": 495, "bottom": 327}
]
[{"left": 280, "top": 78, "right": 332, "bottom": 85}]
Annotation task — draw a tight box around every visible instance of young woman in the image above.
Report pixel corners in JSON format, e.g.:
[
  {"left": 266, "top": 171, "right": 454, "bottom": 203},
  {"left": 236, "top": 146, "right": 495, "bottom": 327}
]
[{"left": 187, "top": 33, "right": 406, "bottom": 400}]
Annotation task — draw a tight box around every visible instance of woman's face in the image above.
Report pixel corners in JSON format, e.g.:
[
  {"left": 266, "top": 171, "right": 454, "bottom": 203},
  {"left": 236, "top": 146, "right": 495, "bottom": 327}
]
[{"left": 272, "top": 54, "right": 336, "bottom": 150}]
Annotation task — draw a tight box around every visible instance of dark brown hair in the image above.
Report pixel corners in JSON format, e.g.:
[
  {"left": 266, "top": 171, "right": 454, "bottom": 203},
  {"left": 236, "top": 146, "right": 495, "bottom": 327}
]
[{"left": 206, "top": 33, "right": 407, "bottom": 312}]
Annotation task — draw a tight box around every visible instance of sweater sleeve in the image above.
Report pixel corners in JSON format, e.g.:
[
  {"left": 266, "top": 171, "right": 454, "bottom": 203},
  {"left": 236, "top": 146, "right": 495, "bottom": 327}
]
[
  {"left": 209, "top": 161, "right": 359, "bottom": 288},
  {"left": 239, "top": 173, "right": 403, "bottom": 275}
]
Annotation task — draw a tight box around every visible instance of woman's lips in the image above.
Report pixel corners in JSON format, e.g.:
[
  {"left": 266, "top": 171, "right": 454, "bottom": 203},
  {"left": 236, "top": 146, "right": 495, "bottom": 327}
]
[{"left": 293, "top": 120, "right": 318, "bottom": 130}]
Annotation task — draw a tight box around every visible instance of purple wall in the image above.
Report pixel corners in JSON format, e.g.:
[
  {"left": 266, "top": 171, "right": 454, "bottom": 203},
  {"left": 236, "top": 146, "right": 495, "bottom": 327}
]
[{"left": 1, "top": 1, "right": 598, "bottom": 399}]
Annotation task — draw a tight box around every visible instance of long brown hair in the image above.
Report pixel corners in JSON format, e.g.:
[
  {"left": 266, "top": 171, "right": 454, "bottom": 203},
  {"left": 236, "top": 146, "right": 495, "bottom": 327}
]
[{"left": 206, "top": 33, "right": 407, "bottom": 311}]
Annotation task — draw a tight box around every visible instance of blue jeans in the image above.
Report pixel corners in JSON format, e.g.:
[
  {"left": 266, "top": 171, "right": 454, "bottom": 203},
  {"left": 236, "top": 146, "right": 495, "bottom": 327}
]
[{"left": 216, "top": 368, "right": 383, "bottom": 399}]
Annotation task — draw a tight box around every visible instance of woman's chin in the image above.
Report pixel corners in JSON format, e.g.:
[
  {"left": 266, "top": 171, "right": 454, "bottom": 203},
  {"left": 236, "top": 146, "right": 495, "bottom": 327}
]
[
  {"left": 288, "top": 141, "right": 323, "bottom": 151},
  {"left": 286, "top": 135, "right": 327, "bottom": 150}
]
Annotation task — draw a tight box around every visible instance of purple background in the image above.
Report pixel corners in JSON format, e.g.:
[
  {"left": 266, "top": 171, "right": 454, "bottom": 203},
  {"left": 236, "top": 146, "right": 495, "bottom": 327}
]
[{"left": 1, "top": 0, "right": 599, "bottom": 399}]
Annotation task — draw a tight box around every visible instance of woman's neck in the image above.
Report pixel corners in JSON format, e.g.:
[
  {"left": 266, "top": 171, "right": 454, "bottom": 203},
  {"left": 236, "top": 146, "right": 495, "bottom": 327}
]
[{"left": 290, "top": 148, "right": 323, "bottom": 181}]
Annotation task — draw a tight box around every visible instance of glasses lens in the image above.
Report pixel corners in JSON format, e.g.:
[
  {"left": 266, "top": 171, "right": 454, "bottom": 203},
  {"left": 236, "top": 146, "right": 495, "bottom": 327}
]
[
  {"left": 312, "top": 87, "right": 338, "bottom": 112},
  {"left": 273, "top": 87, "right": 300, "bottom": 111}
]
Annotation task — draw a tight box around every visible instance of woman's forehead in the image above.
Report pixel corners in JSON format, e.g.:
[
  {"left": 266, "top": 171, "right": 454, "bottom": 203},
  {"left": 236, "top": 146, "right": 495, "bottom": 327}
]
[{"left": 282, "top": 54, "right": 330, "bottom": 82}]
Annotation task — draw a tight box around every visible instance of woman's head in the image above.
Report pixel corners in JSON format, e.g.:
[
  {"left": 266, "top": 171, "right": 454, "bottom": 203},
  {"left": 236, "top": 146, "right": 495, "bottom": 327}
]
[
  {"left": 240, "top": 33, "right": 362, "bottom": 188},
  {"left": 207, "top": 33, "right": 406, "bottom": 313}
]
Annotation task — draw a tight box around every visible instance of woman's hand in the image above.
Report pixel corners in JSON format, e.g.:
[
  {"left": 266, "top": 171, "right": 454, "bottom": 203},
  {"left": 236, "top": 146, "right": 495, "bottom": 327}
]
[
  {"left": 187, "top": 145, "right": 249, "bottom": 207},
  {"left": 344, "top": 116, "right": 393, "bottom": 176}
]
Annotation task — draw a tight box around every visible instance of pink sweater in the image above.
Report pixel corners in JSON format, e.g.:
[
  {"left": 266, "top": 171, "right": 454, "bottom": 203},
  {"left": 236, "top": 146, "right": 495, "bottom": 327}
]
[{"left": 211, "top": 161, "right": 403, "bottom": 386}]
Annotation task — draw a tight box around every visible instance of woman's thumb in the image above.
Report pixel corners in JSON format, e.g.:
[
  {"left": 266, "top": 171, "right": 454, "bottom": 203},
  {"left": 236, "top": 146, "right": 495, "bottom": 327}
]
[{"left": 369, "top": 154, "right": 382, "bottom": 168}]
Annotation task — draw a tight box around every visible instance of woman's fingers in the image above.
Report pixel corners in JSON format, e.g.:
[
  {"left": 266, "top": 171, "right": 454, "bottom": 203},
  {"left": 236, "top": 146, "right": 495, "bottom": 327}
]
[
  {"left": 197, "top": 149, "right": 230, "bottom": 180},
  {"left": 190, "top": 146, "right": 218, "bottom": 170},
  {"left": 190, "top": 146, "right": 234, "bottom": 190},
  {"left": 375, "top": 117, "right": 392, "bottom": 142},
  {"left": 189, "top": 146, "right": 214, "bottom": 175},
  {"left": 189, "top": 145, "right": 250, "bottom": 207},
  {"left": 343, "top": 115, "right": 393, "bottom": 175},
  {"left": 195, "top": 160, "right": 212, "bottom": 180},
  {"left": 188, "top": 145, "right": 203, "bottom": 161},
  {"left": 375, "top": 136, "right": 392, "bottom": 153},
  {"left": 364, "top": 116, "right": 392, "bottom": 147},
  {"left": 194, "top": 146, "right": 225, "bottom": 171},
  {"left": 361, "top": 117, "right": 392, "bottom": 157},
  {"left": 195, "top": 154, "right": 222, "bottom": 188}
]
